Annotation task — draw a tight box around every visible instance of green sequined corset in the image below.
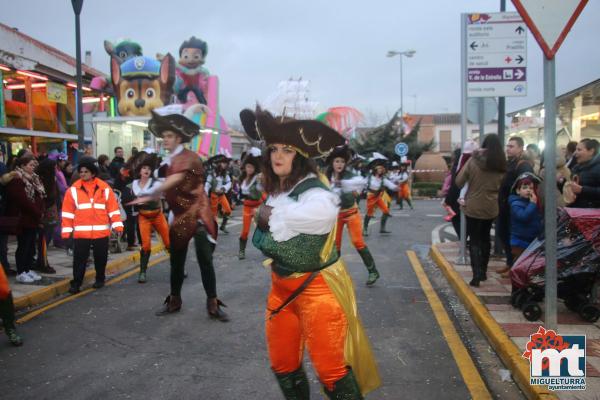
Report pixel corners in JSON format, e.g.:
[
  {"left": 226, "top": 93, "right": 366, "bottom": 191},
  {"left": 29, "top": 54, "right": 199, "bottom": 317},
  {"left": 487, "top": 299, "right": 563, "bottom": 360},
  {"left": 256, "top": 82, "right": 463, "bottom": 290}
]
[{"left": 252, "top": 177, "right": 339, "bottom": 276}]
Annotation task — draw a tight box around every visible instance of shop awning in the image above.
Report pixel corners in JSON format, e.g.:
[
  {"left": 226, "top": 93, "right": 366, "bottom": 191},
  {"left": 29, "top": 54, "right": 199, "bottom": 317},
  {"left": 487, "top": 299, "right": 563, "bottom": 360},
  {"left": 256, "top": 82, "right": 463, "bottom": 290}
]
[{"left": 0, "top": 126, "right": 78, "bottom": 140}]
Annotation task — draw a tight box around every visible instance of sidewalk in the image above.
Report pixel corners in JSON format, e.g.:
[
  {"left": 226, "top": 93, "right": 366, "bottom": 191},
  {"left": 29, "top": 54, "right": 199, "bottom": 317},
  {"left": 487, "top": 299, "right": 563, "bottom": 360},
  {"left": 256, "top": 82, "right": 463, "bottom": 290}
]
[
  {"left": 431, "top": 242, "right": 600, "bottom": 400},
  {"left": 4, "top": 237, "right": 166, "bottom": 311}
]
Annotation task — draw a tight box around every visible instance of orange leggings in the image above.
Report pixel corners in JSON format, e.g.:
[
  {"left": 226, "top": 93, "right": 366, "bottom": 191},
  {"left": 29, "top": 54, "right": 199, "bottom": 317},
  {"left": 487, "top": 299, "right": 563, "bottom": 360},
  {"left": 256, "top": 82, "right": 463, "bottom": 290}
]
[
  {"left": 210, "top": 193, "right": 232, "bottom": 217},
  {"left": 240, "top": 199, "right": 261, "bottom": 241},
  {"left": 335, "top": 209, "right": 366, "bottom": 252},
  {"left": 366, "top": 192, "right": 389, "bottom": 217},
  {"left": 266, "top": 271, "right": 348, "bottom": 390},
  {"left": 0, "top": 265, "right": 10, "bottom": 300},
  {"left": 398, "top": 183, "right": 411, "bottom": 200},
  {"left": 138, "top": 210, "right": 170, "bottom": 252}
]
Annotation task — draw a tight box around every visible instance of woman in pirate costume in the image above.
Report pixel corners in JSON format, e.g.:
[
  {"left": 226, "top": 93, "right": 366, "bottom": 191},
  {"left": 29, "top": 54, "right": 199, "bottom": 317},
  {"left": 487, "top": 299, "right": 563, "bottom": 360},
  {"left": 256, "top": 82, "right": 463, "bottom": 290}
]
[
  {"left": 205, "top": 154, "right": 232, "bottom": 234},
  {"left": 129, "top": 109, "right": 228, "bottom": 321},
  {"left": 238, "top": 147, "right": 264, "bottom": 260},
  {"left": 240, "top": 108, "right": 380, "bottom": 399},
  {"left": 363, "top": 153, "right": 397, "bottom": 236},
  {"left": 131, "top": 153, "right": 170, "bottom": 283},
  {"left": 326, "top": 145, "right": 380, "bottom": 286},
  {"left": 395, "top": 161, "right": 413, "bottom": 210}
]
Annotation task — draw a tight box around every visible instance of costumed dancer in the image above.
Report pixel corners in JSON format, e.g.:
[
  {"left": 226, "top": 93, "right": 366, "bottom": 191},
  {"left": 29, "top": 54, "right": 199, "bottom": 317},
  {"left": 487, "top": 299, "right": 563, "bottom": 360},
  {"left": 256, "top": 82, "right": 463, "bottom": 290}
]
[
  {"left": 130, "top": 109, "right": 228, "bottom": 321},
  {"left": 240, "top": 108, "right": 380, "bottom": 399},
  {"left": 205, "top": 154, "right": 232, "bottom": 234},
  {"left": 131, "top": 155, "right": 170, "bottom": 283},
  {"left": 0, "top": 266, "right": 22, "bottom": 346},
  {"left": 327, "top": 145, "right": 380, "bottom": 286},
  {"left": 395, "top": 161, "right": 413, "bottom": 210},
  {"left": 238, "top": 147, "right": 264, "bottom": 260},
  {"left": 363, "top": 153, "right": 397, "bottom": 236}
]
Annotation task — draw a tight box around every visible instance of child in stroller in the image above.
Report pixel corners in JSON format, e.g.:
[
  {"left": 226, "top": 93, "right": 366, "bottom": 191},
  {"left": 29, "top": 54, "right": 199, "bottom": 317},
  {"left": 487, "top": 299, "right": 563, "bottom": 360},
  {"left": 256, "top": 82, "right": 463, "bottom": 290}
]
[{"left": 510, "top": 207, "right": 600, "bottom": 322}]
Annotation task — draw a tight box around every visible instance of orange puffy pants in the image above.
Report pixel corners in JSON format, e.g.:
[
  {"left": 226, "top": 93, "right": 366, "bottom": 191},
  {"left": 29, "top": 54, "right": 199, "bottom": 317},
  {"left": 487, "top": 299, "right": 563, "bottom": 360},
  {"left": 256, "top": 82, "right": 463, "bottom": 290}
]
[
  {"left": 366, "top": 192, "right": 389, "bottom": 217},
  {"left": 210, "top": 193, "right": 232, "bottom": 217},
  {"left": 138, "top": 209, "right": 170, "bottom": 252},
  {"left": 398, "top": 183, "right": 411, "bottom": 200},
  {"left": 0, "top": 266, "right": 10, "bottom": 300},
  {"left": 335, "top": 208, "right": 366, "bottom": 252},
  {"left": 266, "top": 271, "right": 348, "bottom": 390},
  {"left": 240, "top": 199, "right": 262, "bottom": 241}
]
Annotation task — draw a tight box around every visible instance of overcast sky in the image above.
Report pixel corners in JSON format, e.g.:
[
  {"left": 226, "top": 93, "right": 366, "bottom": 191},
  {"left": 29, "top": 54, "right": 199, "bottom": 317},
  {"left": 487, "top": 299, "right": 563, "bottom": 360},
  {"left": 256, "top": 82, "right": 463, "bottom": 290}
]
[{"left": 3, "top": 0, "right": 599, "bottom": 126}]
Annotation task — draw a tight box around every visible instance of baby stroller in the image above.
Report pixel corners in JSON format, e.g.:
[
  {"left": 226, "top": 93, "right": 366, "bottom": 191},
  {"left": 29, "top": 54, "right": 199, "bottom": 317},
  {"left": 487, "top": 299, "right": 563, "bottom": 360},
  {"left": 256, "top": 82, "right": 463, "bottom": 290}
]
[
  {"left": 109, "top": 189, "right": 127, "bottom": 254},
  {"left": 510, "top": 207, "right": 600, "bottom": 322}
]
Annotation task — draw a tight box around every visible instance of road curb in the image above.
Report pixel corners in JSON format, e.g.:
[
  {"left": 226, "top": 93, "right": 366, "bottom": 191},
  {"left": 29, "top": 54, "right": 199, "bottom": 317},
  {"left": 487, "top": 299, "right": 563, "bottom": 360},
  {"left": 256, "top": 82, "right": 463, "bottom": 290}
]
[
  {"left": 429, "top": 244, "right": 557, "bottom": 400},
  {"left": 14, "top": 243, "right": 166, "bottom": 311}
]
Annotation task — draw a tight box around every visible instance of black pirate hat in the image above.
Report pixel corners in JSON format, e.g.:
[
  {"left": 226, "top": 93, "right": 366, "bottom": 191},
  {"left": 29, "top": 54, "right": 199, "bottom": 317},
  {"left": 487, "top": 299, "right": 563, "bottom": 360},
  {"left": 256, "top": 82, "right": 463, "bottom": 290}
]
[
  {"left": 368, "top": 152, "right": 389, "bottom": 170},
  {"left": 241, "top": 107, "right": 344, "bottom": 159},
  {"left": 207, "top": 153, "right": 231, "bottom": 165},
  {"left": 325, "top": 145, "right": 352, "bottom": 165},
  {"left": 241, "top": 147, "right": 262, "bottom": 170},
  {"left": 149, "top": 110, "right": 200, "bottom": 143}
]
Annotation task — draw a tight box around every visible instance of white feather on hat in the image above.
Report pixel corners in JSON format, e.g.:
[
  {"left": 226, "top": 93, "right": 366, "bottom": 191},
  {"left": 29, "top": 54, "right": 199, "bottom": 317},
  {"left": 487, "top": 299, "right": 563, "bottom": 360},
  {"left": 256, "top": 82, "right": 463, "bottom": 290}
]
[{"left": 247, "top": 147, "right": 262, "bottom": 157}]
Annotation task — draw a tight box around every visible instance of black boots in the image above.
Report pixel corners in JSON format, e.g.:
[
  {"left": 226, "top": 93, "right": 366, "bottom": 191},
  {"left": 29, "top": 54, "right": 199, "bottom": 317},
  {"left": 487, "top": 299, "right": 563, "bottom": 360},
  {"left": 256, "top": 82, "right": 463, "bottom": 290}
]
[
  {"left": 220, "top": 217, "right": 229, "bottom": 234},
  {"left": 274, "top": 366, "right": 310, "bottom": 400},
  {"left": 362, "top": 216, "right": 371, "bottom": 236},
  {"left": 357, "top": 248, "right": 379, "bottom": 286},
  {"left": 380, "top": 213, "right": 391, "bottom": 234},
  {"left": 207, "top": 297, "right": 229, "bottom": 322},
  {"left": 0, "top": 293, "right": 23, "bottom": 346},
  {"left": 238, "top": 238, "right": 247, "bottom": 260},
  {"left": 138, "top": 250, "right": 150, "bottom": 283},
  {"left": 324, "top": 369, "right": 363, "bottom": 400},
  {"left": 155, "top": 295, "right": 182, "bottom": 316},
  {"left": 469, "top": 244, "right": 483, "bottom": 287}
]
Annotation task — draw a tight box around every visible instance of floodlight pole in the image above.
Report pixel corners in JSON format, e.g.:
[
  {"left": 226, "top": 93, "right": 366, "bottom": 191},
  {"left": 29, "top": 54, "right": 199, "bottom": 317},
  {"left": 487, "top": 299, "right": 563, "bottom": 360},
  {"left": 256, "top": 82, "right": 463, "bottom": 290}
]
[{"left": 72, "top": 0, "right": 85, "bottom": 150}]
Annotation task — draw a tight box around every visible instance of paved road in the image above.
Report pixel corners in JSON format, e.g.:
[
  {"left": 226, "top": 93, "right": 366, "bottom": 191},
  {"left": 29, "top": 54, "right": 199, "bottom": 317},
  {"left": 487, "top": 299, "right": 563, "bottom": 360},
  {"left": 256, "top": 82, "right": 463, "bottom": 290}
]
[{"left": 0, "top": 200, "right": 523, "bottom": 399}]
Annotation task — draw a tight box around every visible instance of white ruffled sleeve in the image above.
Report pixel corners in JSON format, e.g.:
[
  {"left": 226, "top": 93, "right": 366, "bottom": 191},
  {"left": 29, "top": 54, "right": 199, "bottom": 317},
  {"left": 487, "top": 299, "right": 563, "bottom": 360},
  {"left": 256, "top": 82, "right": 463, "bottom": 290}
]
[
  {"left": 341, "top": 175, "right": 366, "bottom": 193},
  {"left": 384, "top": 178, "right": 398, "bottom": 191},
  {"left": 268, "top": 187, "right": 340, "bottom": 242}
]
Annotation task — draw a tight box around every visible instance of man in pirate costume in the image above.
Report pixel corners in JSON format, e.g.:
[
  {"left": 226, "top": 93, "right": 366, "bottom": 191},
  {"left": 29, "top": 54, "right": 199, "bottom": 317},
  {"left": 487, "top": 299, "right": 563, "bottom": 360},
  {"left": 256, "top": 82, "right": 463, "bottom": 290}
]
[
  {"left": 205, "top": 154, "right": 232, "bottom": 234},
  {"left": 129, "top": 109, "right": 228, "bottom": 321},
  {"left": 240, "top": 107, "right": 380, "bottom": 399},
  {"left": 238, "top": 147, "right": 264, "bottom": 260},
  {"left": 363, "top": 153, "right": 397, "bottom": 236},
  {"left": 326, "top": 145, "right": 380, "bottom": 286}
]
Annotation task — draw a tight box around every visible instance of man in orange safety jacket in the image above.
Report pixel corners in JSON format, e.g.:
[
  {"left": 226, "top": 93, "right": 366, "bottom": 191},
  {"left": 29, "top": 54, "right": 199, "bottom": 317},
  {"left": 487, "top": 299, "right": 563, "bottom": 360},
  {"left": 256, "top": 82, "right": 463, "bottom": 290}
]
[{"left": 61, "top": 157, "right": 124, "bottom": 293}]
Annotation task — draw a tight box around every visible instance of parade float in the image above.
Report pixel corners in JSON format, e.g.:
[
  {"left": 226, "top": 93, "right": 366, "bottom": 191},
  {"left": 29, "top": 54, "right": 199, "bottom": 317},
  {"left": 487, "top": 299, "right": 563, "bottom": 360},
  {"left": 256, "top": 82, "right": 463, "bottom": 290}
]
[{"left": 92, "top": 37, "right": 231, "bottom": 158}]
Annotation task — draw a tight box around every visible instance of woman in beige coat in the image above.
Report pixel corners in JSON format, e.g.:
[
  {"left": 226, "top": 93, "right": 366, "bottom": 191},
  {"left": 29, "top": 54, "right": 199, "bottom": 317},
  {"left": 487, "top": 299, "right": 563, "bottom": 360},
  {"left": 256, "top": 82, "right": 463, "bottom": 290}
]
[{"left": 456, "top": 134, "right": 507, "bottom": 287}]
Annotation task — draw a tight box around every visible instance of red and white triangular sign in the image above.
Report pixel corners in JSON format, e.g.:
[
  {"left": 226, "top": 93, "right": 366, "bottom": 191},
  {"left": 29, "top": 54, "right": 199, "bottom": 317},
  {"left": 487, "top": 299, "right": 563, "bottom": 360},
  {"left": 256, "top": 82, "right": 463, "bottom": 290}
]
[{"left": 512, "top": 0, "right": 588, "bottom": 59}]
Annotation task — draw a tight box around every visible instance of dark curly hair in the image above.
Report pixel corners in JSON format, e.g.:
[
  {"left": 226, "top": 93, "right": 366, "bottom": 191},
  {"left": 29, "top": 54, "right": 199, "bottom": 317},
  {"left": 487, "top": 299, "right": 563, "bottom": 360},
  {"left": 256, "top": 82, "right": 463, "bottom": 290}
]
[
  {"left": 179, "top": 36, "right": 208, "bottom": 57},
  {"left": 261, "top": 151, "right": 318, "bottom": 195}
]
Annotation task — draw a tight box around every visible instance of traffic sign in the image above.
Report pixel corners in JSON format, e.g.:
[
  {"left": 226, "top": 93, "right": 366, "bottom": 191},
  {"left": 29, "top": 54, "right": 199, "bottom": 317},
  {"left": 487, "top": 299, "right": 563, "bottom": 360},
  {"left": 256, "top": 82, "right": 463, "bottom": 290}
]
[
  {"left": 466, "top": 12, "right": 527, "bottom": 97},
  {"left": 512, "top": 0, "right": 588, "bottom": 59},
  {"left": 467, "top": 98, "right": 497, "bottom": 125},
  {"left": 395, "top": 142, "right": 408, "bottom": 157}
]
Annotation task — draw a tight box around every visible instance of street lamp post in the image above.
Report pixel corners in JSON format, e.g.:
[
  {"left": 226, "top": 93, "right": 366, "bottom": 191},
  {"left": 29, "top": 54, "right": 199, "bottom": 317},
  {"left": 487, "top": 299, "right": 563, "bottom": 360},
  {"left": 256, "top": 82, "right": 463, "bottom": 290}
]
[
  {"left": 387, "top": 49, "right": 416, "bottom": 118},
  {"left": 72, "top": 0, "right": 85, "bottom": 151}
]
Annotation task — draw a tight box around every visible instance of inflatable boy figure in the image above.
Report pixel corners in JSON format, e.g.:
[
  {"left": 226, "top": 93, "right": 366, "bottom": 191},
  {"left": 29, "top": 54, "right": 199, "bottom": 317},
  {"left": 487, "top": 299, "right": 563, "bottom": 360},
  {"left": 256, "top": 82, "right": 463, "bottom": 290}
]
[{"left": 174, "top": 36, "right": 210, "bottom": 105}]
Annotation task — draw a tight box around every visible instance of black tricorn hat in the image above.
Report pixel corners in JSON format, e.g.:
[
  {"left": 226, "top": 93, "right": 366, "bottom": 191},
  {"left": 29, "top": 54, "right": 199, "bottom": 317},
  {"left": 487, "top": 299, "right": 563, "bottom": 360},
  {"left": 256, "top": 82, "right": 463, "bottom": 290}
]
[
  {"left": 367, "top": 153, "right": 389, "bottom": 170},
  {"left": 241, "top": 107, "right": 344, "bottom": 159},
  {"left": 240, "top": 109, "right": 261, "bottom": 142},
  {"left": 149, "top": 111, "right": 200, "bottom": 143},
  {"left": 325, "top": 145, "right": 352, "bottom": 165},
  {"left": 207, "top": 154, "right": 231, "bottom": 165}
]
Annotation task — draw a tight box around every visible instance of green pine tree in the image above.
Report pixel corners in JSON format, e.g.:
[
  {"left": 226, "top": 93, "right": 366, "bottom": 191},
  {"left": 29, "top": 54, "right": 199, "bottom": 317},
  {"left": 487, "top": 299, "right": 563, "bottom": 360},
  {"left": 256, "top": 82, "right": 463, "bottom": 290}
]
[{"left": 351, "top": 113, "right": 433, "bottom": 162}]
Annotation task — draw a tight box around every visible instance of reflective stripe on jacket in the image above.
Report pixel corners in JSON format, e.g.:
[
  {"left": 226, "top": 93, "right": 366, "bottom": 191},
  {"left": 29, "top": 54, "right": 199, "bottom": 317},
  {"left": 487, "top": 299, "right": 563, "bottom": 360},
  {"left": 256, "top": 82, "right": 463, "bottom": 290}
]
[{"left": 61, "top": 178, "right": 124, "bottom": 239}]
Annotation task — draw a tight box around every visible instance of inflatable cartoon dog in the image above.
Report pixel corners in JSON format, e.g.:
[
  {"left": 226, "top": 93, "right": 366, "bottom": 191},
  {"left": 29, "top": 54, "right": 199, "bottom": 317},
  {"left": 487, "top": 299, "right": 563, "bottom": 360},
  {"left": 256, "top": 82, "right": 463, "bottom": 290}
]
[{"left": 111, "top": 55, "right": 175, "bottom": 116}]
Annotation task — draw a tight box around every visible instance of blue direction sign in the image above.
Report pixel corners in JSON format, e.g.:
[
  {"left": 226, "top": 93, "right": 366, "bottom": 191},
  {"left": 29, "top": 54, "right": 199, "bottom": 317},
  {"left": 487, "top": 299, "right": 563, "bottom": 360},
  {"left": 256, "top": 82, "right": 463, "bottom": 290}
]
[{"left": 395, "top": 142, "right": 408, "bottom": 157}]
